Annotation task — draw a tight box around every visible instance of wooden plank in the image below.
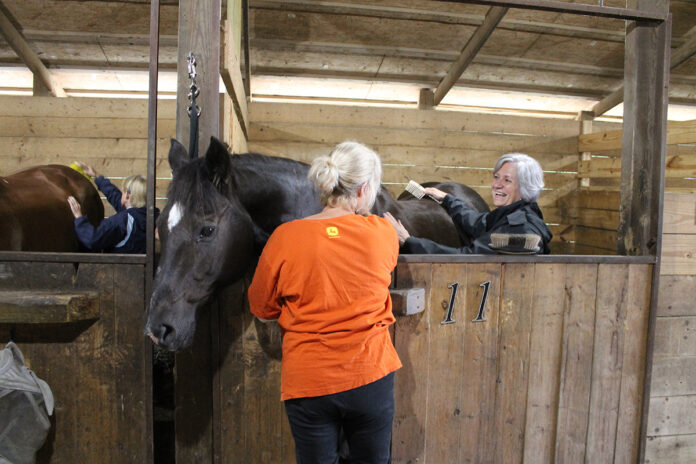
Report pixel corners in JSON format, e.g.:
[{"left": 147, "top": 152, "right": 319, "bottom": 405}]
[
  {"left": 614, "top": 264, "right": 652, "bottom": 463},
  {"left": 0, "top": 95, "right": 177, "bottom": 118},
  {"left": 0, "top": 290, "right": 99, "bottom": 323},
  {"left": 522, "top": 263, "right": 565, "bottom": 463},
  {"left": 580, "top": 156, "right": 696, "bottom": 179},
  {"left": 657, "top": 275, "right": 696, "bottom": 317},
  {"left": 422, "top": 263, "right": 467, "bottom": 463},
  {"left": 650, "top": 356, "right": 696, "bottom": 396},
  {"left": 249, "top": 101, "right": 590, "bottom": 138},
  {"left": 661, "top": 234, "right": 696, "bottom": 275},
  {"left": 579, "top": 122, "right": 696, "bottom": 153},
  {"left": 663, "top": 193, "right": 696, "bottom": 234},
  {"left": 458, "top": 262, "right": 501, "bottom": 463},
  {"left": 554, "top": 263, "right": 598, "bottom": 463},
  {"left": 392, "top": 262, "right": 432, "bottom": 464},
  {"left": 249, "top": 122, "right": 575, "bottom": 153},
  {"left": 495, "top": 262, "right": 533, "bottom": 464},
  {"left": 644, "top": 434, "right": 696, "bottom": 463},
  {"left": 573, "top": 226, "right": 617, "bottom": 252},
  {"left": 585, "top": 264, "right": 629, "bottom": 463},
  {"left": 648, "top": 395, "right": 696, "bottom": 437},
  {"left": 653, "top": 316, "right": 696, "bottom": 357},
  {"left": 221, "top": 20, "right": 248, "bottom": 138},
  {"left": 248, "top": 141, "right": 578, "bottom": 171},
  {"left": 0, "top": 116, "right": 176, "bottom": 138}
]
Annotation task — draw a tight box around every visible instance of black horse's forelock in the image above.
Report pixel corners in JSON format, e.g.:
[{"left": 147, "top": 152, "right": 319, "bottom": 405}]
[{"left": 166, "top": 158, "right": 228, "bottom": 214}]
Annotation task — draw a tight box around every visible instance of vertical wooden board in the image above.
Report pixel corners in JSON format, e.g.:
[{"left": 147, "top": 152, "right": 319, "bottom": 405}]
[
  {"left": 458, "top": 263, "right": 501, "bottom": 464},
  {"left": 613, "top": 264, "right": 652, "bottom": 463},
  {"left": 216, "top": 282, "right": 247, "bottom": 463},
  {"left": 176, "top": 305, "right": 215, "bottom": 464},
  {"left": 241, "top": 308, "right": 285, "bottom": 463},
  {"left": 522, "top": 263, "right": 566, "bottom": 464},
  {"left": 111, "top": 264, "right": 150, "bottom": 463},
  {"left": 423, "top": 263, "right": 467, "bottom": 464},
  {"left": 554, "top": 264, "right": 598, "bottom": 463},
  {"left": 392, "top": 262, "right": 432, "bottom": 464},
  {"left": 495, "top": 263, "right": 534, "bottom": 464},
  {"left": 586, "top": 264, "right": 629, "bottom": 463}
]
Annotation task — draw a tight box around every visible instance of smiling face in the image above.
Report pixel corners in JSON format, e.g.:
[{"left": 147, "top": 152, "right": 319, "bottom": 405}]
[{"left": 491, "top": 161, "right": 522, "bottom": 207}]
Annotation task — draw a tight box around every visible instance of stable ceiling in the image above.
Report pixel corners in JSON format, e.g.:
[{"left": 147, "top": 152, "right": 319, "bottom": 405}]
[{"left": 1, "top": 0, "right": 696, "bottom": 114}]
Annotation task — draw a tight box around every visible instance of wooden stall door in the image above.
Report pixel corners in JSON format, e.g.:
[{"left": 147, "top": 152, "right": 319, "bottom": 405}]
[
  {"left": 392, "top": 261, "right": 652, "bottom": 464},
  {"left": 0, "top": 259, "right": 151, "bottom": 464}
]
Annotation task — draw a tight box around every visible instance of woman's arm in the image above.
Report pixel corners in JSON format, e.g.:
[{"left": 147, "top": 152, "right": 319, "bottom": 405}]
[
  {"left": 95, "top": 176, "right": 126, "bottom": 213},
  {"left": 74, "top": 213, "right": 128, "bottom": 251},
  {"left": 248, "top": 241, "right": 284, "bottom": 321}
]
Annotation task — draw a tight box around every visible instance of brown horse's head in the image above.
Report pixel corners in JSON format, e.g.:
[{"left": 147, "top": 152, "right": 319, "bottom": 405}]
[{"left": 144, "top": 138, "right": 256, "bottom": 350}]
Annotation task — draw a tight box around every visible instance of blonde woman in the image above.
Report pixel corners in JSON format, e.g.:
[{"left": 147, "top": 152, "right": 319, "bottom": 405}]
[
  {"left": 248, "top": 141, "right": 401, "bottom": 464},
  {"left": 67, "top": 162, "right": 156, "bottom": 253}
]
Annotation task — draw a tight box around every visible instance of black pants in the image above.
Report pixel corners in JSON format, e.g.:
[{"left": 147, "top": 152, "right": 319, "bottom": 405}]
[{"left": 284, "top": 372, "right": 395, "bottom": 464}]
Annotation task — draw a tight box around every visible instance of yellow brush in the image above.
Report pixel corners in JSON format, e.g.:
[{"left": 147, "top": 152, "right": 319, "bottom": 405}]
[{"left": 69, "top": 162, "right": 92, "bottom": 180}]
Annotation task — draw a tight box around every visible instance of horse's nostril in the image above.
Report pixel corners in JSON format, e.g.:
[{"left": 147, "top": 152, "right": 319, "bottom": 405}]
[{"left": 161, "top": 324, "right": 174, "bottom": 341}]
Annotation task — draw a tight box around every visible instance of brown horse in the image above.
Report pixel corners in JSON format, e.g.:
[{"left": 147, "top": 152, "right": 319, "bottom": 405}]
[{"left": 0, "top": 165, "right": 104, "bottom": 251}]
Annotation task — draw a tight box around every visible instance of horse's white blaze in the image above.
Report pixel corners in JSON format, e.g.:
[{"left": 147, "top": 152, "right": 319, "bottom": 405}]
[{"left": 168, "top": 202, "right": 183, "bottom": 231}]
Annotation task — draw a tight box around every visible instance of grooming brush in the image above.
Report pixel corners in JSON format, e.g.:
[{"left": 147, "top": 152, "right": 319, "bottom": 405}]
[
  {"left": 405, "top": 180, "right": 442, "bottom": 204},
  {"left": 489, "top": 233, "right": 542, "bottom": 254}
]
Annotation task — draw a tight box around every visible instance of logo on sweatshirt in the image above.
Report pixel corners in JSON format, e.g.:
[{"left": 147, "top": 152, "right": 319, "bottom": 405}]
[{"left": 326, "top": 226, "right": 340, "bottom": 238}]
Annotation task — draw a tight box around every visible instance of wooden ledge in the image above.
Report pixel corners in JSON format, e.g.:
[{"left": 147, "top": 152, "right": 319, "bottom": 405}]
[{"left": 0, "top": 291, "right": 100, "bottom": 324}]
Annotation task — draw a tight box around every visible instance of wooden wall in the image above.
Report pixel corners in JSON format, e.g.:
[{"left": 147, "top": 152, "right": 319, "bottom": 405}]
[
  {"left": 0, "top": 95, "right": 176, "bottom": 215},
  {"left": 645, "top": 193, "right": 696, "bottom": 463},
  {"left": 564, "top": 120, "right": 696, "bottom": 254},
  {"left": 248, "top": 101, "right": 618, "bottom": 253}
]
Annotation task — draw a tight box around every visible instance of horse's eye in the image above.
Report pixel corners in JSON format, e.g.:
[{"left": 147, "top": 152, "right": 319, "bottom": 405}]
[{"left": 199, "top": 226, "right": 215, "bottom": 239}]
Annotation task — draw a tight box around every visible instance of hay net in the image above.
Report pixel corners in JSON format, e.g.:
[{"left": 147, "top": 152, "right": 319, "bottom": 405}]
[{"left": 0, "top": 341, "right": 54, "bottom": 464}]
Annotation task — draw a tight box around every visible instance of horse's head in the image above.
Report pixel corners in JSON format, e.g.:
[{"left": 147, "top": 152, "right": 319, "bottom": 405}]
[{"left": 145, "top": 137, "right": 255, "bottom": 350}]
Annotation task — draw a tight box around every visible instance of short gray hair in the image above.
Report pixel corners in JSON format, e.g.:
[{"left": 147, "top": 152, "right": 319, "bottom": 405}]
[
  {"left": 308, "top": 141, "right": 382, "bottom": 214},
  {"left": 494, "top": 153, "right": 544, "bottom": 202}
]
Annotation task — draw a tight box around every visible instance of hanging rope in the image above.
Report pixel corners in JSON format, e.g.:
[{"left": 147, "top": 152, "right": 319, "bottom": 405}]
[{"left": 187, "top": 52, "right": 201, "bottom": 159}]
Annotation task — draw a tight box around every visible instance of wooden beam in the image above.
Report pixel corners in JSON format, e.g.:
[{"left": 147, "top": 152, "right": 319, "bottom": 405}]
[
  {"left": 251, "top": 0, "right": 662, "bottom": 45},
  {"left": 593, "top": 29, "right": 696, "bottom": 117},
  {"left": 0, "top": 1, "right": 66, "bottom": 97},
  {"left": 434, "top": 0, "right": 667, "bottom": 21},
  {"left": 435, "top": 6, "right": 507, "bottom": 106}
]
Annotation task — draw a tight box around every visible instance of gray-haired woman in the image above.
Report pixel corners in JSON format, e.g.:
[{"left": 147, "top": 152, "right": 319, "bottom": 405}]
[{"left": 385, "top": 153, "right": 553, "bottom": 254}]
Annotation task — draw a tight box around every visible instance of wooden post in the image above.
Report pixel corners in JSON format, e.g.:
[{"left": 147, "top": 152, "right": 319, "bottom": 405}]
[
  {"left": 618, "top": 0, "right": 670, "bottom": 256},
  {"left": 174, "top": 2, "right": 222, "bottom": 463},
  {"left": 578, "top": 110, "right": 594, "bottom": 189},
  {"left": 175, "top": 0, "right": 222, "bottom": 156}
]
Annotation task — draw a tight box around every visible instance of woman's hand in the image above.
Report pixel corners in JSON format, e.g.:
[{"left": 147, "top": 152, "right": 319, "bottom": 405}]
[
  {"left": 423, "top": 187, "right": 447, "bottom": 202},
  {"left": 383, "top": 212, "right": 410, "bottom": 246},
  {"left": 67, "top": 196, "right": 83, "bottom": 218}
]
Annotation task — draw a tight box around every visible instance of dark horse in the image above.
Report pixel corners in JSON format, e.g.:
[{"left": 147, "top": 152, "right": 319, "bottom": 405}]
[
  {"left": 0, "top": 165, "right": 104, "bottom": 251},
  {"left": 145, "top": 138, "right": 488, "bottom": 350}
]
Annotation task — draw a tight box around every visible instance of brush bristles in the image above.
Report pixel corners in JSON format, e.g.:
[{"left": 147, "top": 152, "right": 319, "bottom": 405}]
[
  {"left": 489, "top": 233, "right": 541, "bottom": 252},
  {"left": 405, "top": 180, "right": 425, "bottom": 199}
]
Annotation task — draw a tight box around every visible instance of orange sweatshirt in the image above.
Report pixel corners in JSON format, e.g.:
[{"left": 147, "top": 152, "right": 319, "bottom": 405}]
[{"left": 248, "top": 213, "right": 402, "bottom": 401}]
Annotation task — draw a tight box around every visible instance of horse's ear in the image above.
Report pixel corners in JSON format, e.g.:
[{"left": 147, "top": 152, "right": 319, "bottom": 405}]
[
  {"left": 168, "top": 139, "right": 189, "bottom": 174},
  {"left": 205, "top": 137, "right": 231, "bottom": 190}
]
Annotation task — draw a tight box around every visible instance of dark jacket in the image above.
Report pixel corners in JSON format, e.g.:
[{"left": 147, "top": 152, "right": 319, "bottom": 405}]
[
  {"left": 401, "top": 195, "right": 552, "bottom": 255},
  {"left": 74, "top": 176, "right": 157, "bottom": 254}
]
